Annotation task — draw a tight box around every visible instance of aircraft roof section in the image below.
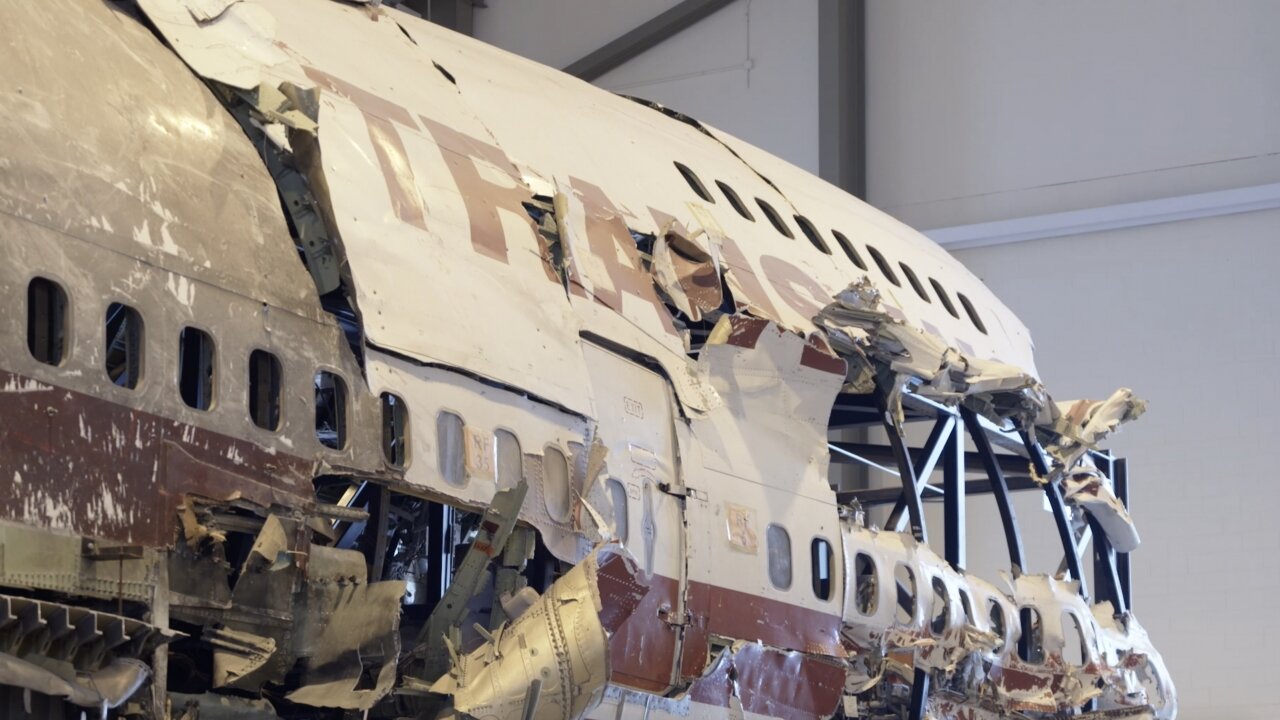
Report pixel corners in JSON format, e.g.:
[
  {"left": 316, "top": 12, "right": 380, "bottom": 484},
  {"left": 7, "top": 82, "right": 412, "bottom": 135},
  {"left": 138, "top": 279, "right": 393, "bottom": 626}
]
[
  {"left": 0, "top": 1, "right": 321, "bottom": 322},
  {"left": 135, "top": 0, "right": 1039, "bottom": 416}
]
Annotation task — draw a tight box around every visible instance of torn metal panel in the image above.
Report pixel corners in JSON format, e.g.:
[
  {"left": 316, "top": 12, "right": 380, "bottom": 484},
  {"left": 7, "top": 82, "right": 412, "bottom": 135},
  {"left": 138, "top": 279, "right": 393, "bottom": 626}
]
[
  {"left": 1062, "top": 467, "right": 1141, "bottom": 552},
  {"left": 430, "top": 546, "right": 646, "bottom": 720},
  {"left": 0, "top": 653, "right": 149, "bottom": 711},
  {"left": 286, "top": 545, "right": 407, "bottom": 709},
  {"left": 650, "top": 226, "right": 724, "bottom": 322},
  {"left": 816, "top": 279, "right": 1045, "bottom": 430},
  {"left": 0, "top": 0, "right": 322, "bottom": 322},
  {"left": 136, "top": 0, "right": 1034, "bottom": 421}
]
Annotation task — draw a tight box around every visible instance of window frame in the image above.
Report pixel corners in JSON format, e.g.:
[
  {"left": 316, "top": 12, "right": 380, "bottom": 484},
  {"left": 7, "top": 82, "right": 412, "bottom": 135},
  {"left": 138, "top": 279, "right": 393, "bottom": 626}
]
[
  {"left": 928, "top": 575, "right": 951, "bottom": 636},
  {"left": 247, "top": 348, "right": 284, "bottom": 432},
  {"left": 606, "top": 477, "right": 629, "bottom": 543},
  {"left": 26, "top": 275, "right": 71, "bottom": 368},
  {"left": 929, "top": 277, "right": 960, "bottom": 318},
  {"left": 864, "top": 245, "right": 902, "bottom": 287},
  {"left": 899, "top": 262, "right": 932, "bottom": 304},
  {"left": 493, "top": 427, "right": 522, "bottom": 491},
  {"left": 177, "top": 324, "right": 218, "bottom": 412},
  {"left": 852, "top": 552, "right": 878, "bottom": 617},
  {"left": 314, "top": 369, "right": 348, "bottom": 451},
  {"left": 894, "top": 563, "right": 917, "bottom": 625},
  {"left": 436, "top": 409, "right": 467, "bottom": 487},
  {"left": 809, "top": 535, "right": 836, "bottom": 601},
  {"left": 380, "top": 391, "right": 410, "bottom": 468},
  {"left": 794, "top": 215, "right": 832, "bottom": 255},
  {"left": 715, "top": 180, "right": 755, "bottom": 221},
  {"left": 542, "top": 444, "right": 572, "bottom": 522},
  {"left": 765, "top": 523, "right": 793, "bottom": 590},
  {"left": 103, "top": 300, "right": 144, "bottom": 390},
  {"left": 674, "top": 161, "right": 715, "bottom": 203},
  {"left": 755, "top": 198, "right": 795, "bottom": 239},
  {"left": 957, "top": 292, "right": 989, "bottom": 335},
  {"left": 831, "top": 230, "right": 868, "bottom": 270}
]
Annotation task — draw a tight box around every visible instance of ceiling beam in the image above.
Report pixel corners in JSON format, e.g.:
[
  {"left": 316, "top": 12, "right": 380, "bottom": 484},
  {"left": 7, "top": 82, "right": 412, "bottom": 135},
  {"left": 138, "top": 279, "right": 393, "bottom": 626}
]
[
  {"left": 562, "top": 0, "right": 738, "bottom": 82},
  {"left": 403, "top": 0, "right": 475, "bottom": 36},
  {"left": 818, "top": 0, "right": 866, "bottom": 199}
]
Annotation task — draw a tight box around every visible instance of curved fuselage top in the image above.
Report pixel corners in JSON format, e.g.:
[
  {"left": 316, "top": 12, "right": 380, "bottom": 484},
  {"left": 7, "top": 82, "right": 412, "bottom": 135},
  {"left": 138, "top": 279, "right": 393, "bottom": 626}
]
[{"left": 135, "top": 0, "right": 1036, "bottom": 419}]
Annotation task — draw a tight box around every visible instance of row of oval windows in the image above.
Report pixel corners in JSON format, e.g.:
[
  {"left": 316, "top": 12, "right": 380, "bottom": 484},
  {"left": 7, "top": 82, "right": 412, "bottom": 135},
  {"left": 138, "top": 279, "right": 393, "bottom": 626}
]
[
  {"left": 24, "top": 277, "right": 605, "bottom": 519},
  {"left": 26, "top": 276, "right": 366, "bottom": 453},
  {"left": 673, "top": 162, "right": 988, "bottom": 335},
  {"left": 811, "top": 545, "right": 1091, "bottom": 666}
]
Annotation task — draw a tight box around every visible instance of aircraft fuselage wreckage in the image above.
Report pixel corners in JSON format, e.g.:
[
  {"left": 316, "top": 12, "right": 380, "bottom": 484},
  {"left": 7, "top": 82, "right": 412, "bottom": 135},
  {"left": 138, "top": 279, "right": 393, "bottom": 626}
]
[{"left": 0, "top": 1, "right": 1174, "bottom": 719}]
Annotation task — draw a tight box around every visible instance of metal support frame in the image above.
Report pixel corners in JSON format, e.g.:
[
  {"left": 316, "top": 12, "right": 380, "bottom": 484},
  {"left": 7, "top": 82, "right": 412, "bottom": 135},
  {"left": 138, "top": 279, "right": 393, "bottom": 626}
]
[
  {"left": 958, "top": 407, "right": 1025, "bottom": 575},
  {"left": 1115, "top": 458, "right": 1132, "bottom": 608},
  {"left": 1088, "top": 452, "right": 1130, "bottom": 614},
  {"left": 942, "top": 421, "right": 965, "bottom": 570},
  {"left": 424, "top": 501, "right": 452, "bottom": 605},
  {"left": 885, "top": 414, "right": 954, "bottom": 535},
  {"left": 907, "top": 666, "right": 930, "bottom": 720},
  {"left": 834, "top": 399, "right": 1134, "bottom": 607},
  {"left": 562, "top": 0, "right": 737, "bottom": 82},
  {"left": 1021, "top": 431, "right": 1088, "bottom": 599},
  {"left": 829, "top": 393, "right": 1140, "bottom": 719},
  {"left": 877, "top": 392, "right": 927, "bottom": 543}
]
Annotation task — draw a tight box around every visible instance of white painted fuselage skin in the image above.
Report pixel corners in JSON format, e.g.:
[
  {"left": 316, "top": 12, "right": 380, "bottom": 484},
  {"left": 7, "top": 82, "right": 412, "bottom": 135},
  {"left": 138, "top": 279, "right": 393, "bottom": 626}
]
[{"left": 0, "top": 1, "right": 1175, "bottom": 719}]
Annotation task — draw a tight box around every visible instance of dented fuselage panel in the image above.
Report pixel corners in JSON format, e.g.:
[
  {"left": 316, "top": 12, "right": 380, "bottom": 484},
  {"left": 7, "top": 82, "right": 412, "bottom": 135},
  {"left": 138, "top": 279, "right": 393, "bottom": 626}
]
[{"left": 0, "top": 0, "right": 1174, "bottom": 719}]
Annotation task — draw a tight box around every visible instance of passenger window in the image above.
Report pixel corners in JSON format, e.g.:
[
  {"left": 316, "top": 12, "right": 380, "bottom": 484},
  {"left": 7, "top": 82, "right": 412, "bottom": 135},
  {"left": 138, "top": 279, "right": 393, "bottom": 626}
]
[
  {"left": 766, "top": 524, "right": 792, "bottom": 589},
  {"left": 104, "top": 303, "right": 143, "bottom": 389},
  {"left": 716, "top": 180, "right": 754, "bottom": 221},
  {"left": 381, "top": 392, "right": 409, "bottom": 467},
  {"left": 957, "top": 293, "right": 988, "bottom": 335},
  {"left": 865, "top": 245, "right": 901, "bottom": 287},
  {"left": 607, "top": 478, "right": 629, "bottom": 542},
  {"left": 27, "top": 277, "right": 69, "bottom": 366},
  {"left": 494, "top": 429, "right": 522, "bottom": 490},
  {"left": 437, "top": 411, "right": 465, "bottom": 487},
  {"left": 811, "top": 537, "right": 834, "bottom": 600},
  {"left": 178, "top": 327, "right": 216, "bottom": 411},
  {"left": 674, "top": 162, "right": 714, "bottom": 203},
  {"left": 988, "top": 600, "right": 1007, "bottom": 651},
  {"left": 1063, "top": 611, "right": 1087, "bottom": 666},
  {"left": 958, "top": 589, "right": 975, "bottom": 626},
  {"left": 899, "top": 263, "right": 931, "bottom": 303},
  {"left": 314, "top": 371, "right": 347, "bottom": 450},
  {"left": 1018, "top": 607, "right": 1044, "bottom": 663},
  {"left": 929, "top": 577, "right": 950, "bottom": 635},
  {"left": 929, "top": 278, "right": 960, "bottom": 319},
  {"left": 794, "top": 215, "right": 831, "bottom": 255},
  {"left": 543, "top": 446, "right": 571, "bottom": 522},
  {"left": 755, "top": 199, "right": 794, "bottom": 239},
  {"left": 854, "top": 553, "right": 877, "bottom": 616},
  {"left": 247, "top": 350, "right": 282, "bottom": 431},
  {"left": 831, "top": 230, "right": 867, "bottom": 270},
  {"left": 895, "top": 564, "right": 916, "bottom": 624}
]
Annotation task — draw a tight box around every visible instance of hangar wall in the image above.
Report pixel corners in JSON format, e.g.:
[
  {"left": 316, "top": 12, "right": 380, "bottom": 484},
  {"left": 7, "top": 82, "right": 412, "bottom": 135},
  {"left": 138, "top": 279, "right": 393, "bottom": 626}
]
[
  {"left": 866, "top": 0, "right": 1280, "bottom": 229},
  {"left": 474, "top": 0, "right": 821, "bottom": 174},
  {"left": 866, "top": 3, "right": 1280, "bottom": 717},
  {"left": 953, "top": 210, "right": 1280, "bottom": 720}
]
